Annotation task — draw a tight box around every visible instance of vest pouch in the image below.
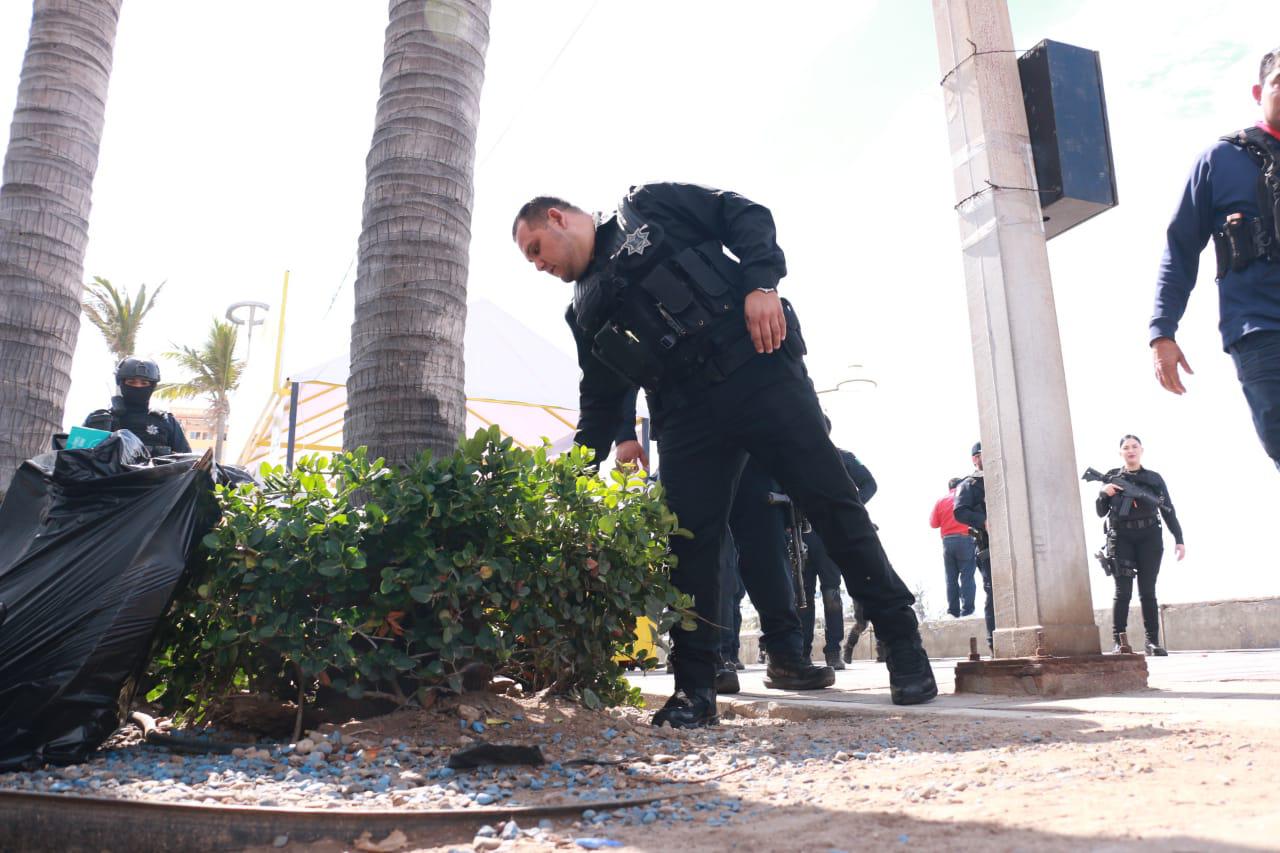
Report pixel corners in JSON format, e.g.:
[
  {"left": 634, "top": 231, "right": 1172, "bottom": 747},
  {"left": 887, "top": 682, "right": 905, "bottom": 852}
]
[
  {"left": 592, "top": 323, "right": 665, "bottom": 388},
  {"left": 636, "top": 265, "right": 715, "bottom": 338},
  {"left": 671, "top": 243, "right": 740, "bottom": 316}
]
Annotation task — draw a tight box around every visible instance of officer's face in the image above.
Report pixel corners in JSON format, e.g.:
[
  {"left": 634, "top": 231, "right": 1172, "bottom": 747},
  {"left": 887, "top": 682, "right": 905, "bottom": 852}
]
[
  {"left": 972, "top": 452, "right": 982, "bottom": 471},
  {"left": 1256, "top": 65, "right": 1280, "bottom": 129},
  {"left": 514, "top": 209, "right": 590, "bottom": 283},
  {"left": 123, "top": 378, "right": 154, "bottom": 388},
  {"left": 1119, "top": 438, "right": 1143, "bottom": 468}
]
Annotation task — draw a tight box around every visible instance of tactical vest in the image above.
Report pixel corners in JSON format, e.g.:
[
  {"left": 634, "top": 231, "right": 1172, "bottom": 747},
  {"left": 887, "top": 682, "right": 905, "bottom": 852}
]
[
  {"left": 1214, "top": 127, "right": 1280, "bottom": 277},
  {"left": 85, "top": 403, "right": 179, "bottom": 455},
  {"left": 573, "top": 198, "right": 782, "bottom": 393}
]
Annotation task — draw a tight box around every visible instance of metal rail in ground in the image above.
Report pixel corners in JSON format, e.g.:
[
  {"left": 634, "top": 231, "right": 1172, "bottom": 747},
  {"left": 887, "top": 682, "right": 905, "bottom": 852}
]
[{"left": 0, "top": 786, "right": 708, "bottom": 852}]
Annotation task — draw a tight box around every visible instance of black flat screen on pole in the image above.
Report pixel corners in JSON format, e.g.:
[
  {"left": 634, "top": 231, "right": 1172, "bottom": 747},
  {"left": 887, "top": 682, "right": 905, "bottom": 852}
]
[{"left": 1018, "top": 39, "right": 1118, "bottom": 240}]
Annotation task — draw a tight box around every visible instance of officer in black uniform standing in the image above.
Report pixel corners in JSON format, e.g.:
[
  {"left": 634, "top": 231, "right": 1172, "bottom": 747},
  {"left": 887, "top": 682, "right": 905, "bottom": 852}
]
[
  {"left": 1095, "top": 435, "right": 1185, "bottom": 656},
  {"left": 953, "top": 442, "right": 993, "bottom": 652},
  {"left": 85, "top": 358, "right": 191, "bottom": 456},
  {"left": 512, "top": 183, "right": 936, "bottom": 727}
]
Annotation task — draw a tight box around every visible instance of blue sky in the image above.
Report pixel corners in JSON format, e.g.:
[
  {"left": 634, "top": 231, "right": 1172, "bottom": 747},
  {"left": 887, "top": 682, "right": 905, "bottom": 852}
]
[{"left": 0, "top": 1, "right": 1273, "bottom": 616}]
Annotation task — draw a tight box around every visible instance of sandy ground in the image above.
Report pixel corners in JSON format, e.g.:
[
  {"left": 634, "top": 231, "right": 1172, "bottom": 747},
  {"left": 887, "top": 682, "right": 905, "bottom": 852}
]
[{"left": 250, "top": 653, "right": 1280, "bottom": 853}]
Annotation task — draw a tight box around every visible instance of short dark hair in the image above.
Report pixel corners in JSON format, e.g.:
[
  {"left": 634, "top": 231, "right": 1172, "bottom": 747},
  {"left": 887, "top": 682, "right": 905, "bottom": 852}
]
[
  {"left": 1261, "top": 47, "right": 1280, "bottom": 85},
  {"left": 948, "top": 477, "right": 962, "bottom": 490},
  {"left": 511, "top": 195, "right": 582, "bottom": 239},
  {"left": 1119, "top": 433, "right": 1142, "bottom": 447}
]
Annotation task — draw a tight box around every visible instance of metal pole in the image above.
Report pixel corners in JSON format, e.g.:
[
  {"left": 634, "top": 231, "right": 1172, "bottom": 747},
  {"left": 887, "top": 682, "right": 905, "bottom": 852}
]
[
  {"left": 285, "top": 382, "right": 300, "bottom": 472},
  {"left": 640, "top": 417, "right": 651, "bottom": 465},
  {"left": 932, "top": 0, "right": 1100, "bottom": 657}
]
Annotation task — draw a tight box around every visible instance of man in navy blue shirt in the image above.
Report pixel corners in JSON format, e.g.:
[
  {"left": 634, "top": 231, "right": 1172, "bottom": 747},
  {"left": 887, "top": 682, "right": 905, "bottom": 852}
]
[{"left": 1151, "top": 47, "right": 1280, "bottom": 470}]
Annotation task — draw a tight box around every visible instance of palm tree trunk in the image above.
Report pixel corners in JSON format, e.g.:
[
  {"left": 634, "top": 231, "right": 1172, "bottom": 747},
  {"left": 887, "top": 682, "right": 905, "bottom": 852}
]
[
  {"left": 345, "top": 0, "right": 491, "bottom": 466},
  {"left": 0, "top": 0, "right": 122, "bottom": 494},
  {"left": 214, "top": 399, "right": 227, "bottom": 465}
]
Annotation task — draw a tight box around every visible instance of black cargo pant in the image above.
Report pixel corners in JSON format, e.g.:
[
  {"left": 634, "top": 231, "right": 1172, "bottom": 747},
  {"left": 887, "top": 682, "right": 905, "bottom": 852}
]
[
  {"left": 801, "top": 530, "right": 845, "bottom": 657},
  {"left": 656, "top": 348, "right": 917, "bottom": 692},
  {"left": 1112, "top": 524, "right": 1163, "bottom": 644},
  {"left": 720, "top": 456, "right": 805, "bottom": 662}
]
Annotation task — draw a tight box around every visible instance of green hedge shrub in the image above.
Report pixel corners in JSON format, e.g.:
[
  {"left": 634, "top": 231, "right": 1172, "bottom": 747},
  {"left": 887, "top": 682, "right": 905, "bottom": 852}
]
[{"left": 148, "top": 427, "right": 691, "bottom": 719}]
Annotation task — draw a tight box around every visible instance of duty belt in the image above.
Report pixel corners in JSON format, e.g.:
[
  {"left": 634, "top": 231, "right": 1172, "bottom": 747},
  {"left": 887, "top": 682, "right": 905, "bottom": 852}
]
[{"left": 1114, "top": 517, "right": 1160, "bottom": 531}]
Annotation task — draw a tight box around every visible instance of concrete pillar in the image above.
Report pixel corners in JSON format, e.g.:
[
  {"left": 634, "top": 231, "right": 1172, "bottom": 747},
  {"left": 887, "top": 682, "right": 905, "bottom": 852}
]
[{"left": 931, "top": 0, "right": 1100, "bottom": 657}]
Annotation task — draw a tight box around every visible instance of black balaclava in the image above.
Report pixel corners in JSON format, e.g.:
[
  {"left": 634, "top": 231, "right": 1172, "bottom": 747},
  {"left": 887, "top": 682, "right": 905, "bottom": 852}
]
[{"left": 119, "top": 382, "right": 155, "bottom": 411}]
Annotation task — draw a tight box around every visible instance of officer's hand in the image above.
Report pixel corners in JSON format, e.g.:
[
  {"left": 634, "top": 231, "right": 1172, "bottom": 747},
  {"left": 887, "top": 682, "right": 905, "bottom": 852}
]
[
  {"left": 1102, "top": 483, "right": 1124, "bottom": 497},
  {"left": 1175, "top": 544, "right": 1186, "bottom": 561},
  {"left": 745, "top": 289, "right": 786, "bottom": 354},
  {"left": 614, "top": 439, "right": 649, "bottom": 471},
  {"left": 1152, "top": 337, "right": 1193, "bottom": 395}
]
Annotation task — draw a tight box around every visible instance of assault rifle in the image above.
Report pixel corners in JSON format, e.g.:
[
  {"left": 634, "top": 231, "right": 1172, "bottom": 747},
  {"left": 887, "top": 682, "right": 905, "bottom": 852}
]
[
  {"left": 1081, "top": 467, "right": 1165, "bottom": 518},
  {"left": 765, "top": 491, "right": 809, "bottom": 610}
]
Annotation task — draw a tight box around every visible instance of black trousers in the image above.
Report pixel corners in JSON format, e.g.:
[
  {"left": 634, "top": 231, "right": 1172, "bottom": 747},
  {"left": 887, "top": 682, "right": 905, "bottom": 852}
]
[
  {"left": 1112, "top": 524, "right": 1163, "bottom": 643},
  {"left": 716, "top": 536, "right": 746, "bottom": 661},
  {"left": 1229, "top": 329, "right": 1280, "bottom": 472},
  {"left": 657, "top": 349, "right": 917, "bottom": 692},
  {"left": 721, "top": 456, "right": 805, "bottom": 661},
  {"left": 801, "top": 530, "right": 844, "bottom": 657},
  {"left": 976, "top": 546, "right": 994, "bottom": 647}
]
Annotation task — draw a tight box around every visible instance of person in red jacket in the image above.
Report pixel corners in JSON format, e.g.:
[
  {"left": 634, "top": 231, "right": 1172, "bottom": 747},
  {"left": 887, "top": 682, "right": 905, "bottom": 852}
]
[{"left": 930, "top": 477, "right": 976, "bottom": 618}]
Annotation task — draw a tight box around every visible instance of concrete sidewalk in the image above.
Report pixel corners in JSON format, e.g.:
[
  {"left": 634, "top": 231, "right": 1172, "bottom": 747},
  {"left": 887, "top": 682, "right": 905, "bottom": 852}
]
[{"left": 626, "top": 649, "right": 1280, "bottom": 728}]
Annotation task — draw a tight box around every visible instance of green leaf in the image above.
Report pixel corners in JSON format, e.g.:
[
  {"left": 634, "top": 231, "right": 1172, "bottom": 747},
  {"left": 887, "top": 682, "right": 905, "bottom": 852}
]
[{"left": 409, "top": 585, "right": 432, "bottom": 603}]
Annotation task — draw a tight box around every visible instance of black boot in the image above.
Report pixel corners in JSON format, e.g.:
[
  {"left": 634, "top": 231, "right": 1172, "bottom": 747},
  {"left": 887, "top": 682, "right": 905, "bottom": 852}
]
[
  {"left": 843, "top": 626, "right": 861, "bottom": 664},
  {"left": 1145, "top": 634, "right": 1168, "bottom": 657},
  {"left": 874, "top": 639, "right": 887, "bottom": 663},
  {"left": 825, "top": 649, "right": 846, "bottom": 671},
  {"left": 764, "top": 656, "right": 836, "bottom": 690},
  {"left": 715, "top": 666, "right": 741, "bottom": 694},
  {"left": 883, "top": 635, "right": 938, "bottom": 706},
  {"left": 1110, "top": 632, "right": 1124, "bottom": 654},
  {"left": 651, "top": 688, "right": 718, "bottom": 728}
]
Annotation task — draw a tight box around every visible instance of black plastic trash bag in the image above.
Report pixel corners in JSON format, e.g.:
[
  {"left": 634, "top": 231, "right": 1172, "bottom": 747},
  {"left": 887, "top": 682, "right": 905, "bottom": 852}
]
[{"left": 0, "top": 432, "right": 242, "bottom": 770}]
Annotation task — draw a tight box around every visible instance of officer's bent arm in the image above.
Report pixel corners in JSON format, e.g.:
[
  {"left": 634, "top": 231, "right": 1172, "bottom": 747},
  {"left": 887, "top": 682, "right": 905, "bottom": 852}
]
[
  {"left": 1150, "top": 152, "right": 1216, "bottom": 345},
  {"left": 566, "top": 307, "right": 635, "bottom": 466},
  {"left": 840, "top": 450, "right": 877, "bottom": 504},
  {"left": 1153, "top": 474, "right": 1185, "bottom": 545},
  {"left": 952, "top": 480, "right": 985, "bottom": 529},
  {"left": 628, "top": 183, "right": 787, "bottom": 295},
  {"left": 613, "top": 388, "right": 640, "bottom": 447},
  {"left": 1095, "top": 489, "right": 1113, "bottom": 518}
]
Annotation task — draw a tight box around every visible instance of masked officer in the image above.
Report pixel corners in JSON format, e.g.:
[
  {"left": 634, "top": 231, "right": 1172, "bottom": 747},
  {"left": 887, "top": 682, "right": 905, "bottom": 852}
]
[
  {"left": 1095, "top": 435, "right": 1185, "bottom": 656},
  {"left": 953, "top": 442, "right": 993, "bottom": 652},
  {"left": 513, "top": 183, "right": 936, "bottom": 727},
  {"left": 802, "top": 446, "right": 876, "bottom": 670},
  {"left": 1150, "top": 47, "right": 1280, "bottom": 471},
  {"left": 85, "top": 358, "right": 191, "bottom": 456}
]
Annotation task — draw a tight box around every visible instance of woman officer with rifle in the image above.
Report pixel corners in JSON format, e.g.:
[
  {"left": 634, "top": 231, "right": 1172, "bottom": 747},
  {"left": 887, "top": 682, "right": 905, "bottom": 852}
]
[{"left": 1095, "top": 435, "right": 1186, "bottom": 656}]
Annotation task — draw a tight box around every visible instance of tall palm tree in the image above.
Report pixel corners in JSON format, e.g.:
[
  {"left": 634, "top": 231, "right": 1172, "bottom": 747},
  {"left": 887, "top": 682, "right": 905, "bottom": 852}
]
[
  {"left": 0, "top": 0, "right": 123, "bottom": 495},
  {"left": 82, "top": 276, "right": 163, "bottom": 361},
  {"left": 155, "top": 319, "right": 244, "bottom": 463},
  {"left": 345, "top": 0, "right": 491, "bottom": 465}
]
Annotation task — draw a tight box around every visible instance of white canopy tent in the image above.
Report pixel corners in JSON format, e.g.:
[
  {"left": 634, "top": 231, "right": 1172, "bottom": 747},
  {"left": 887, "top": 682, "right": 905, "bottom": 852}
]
[{"left": 238, "top": 299, "right": 632, "bottom": 470}]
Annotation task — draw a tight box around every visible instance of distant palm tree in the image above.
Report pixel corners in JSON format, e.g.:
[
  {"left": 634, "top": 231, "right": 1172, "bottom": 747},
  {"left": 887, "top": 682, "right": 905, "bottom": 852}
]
[
  {"left": 155, "top": 319, "right": 244, "bottom": 463},
  {"left": 345, "top": 0, "right": 492, "bottom": 465},
  {"left": 82, "top": 276, "right": 164, "bottom": 361},
  {"left": 0, "top": 0, "right": 123, "bottom": 495}
]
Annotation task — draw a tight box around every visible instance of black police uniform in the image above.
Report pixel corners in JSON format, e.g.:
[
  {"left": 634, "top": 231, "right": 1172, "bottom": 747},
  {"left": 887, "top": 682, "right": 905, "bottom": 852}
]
[
  {"left": 1094, "top": 467, "right": 1183, "bottom": 654},
  {"left": 952, "top": 470, "right": 993, "bottom": 649},
  {"left": 85, "top": 396, "right": 191, "bottom": 456},
  {"left": 564, "top": 183, "right": 934, "bottom": 720},
  {"left": 801, "top": 450, "right": 877, "bottom": 662}
]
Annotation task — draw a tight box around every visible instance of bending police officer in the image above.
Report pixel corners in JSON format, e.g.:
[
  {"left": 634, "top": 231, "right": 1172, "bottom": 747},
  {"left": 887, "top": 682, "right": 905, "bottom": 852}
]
[
  {"left": 85, "top": 358, "right": 190, "bottom": 456},
  {"left": 1095, "top": 435, "right": 1186, "bottom": 656},
  {"left": 512, "top": 184, "right": 937, "bottom": 727}
]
